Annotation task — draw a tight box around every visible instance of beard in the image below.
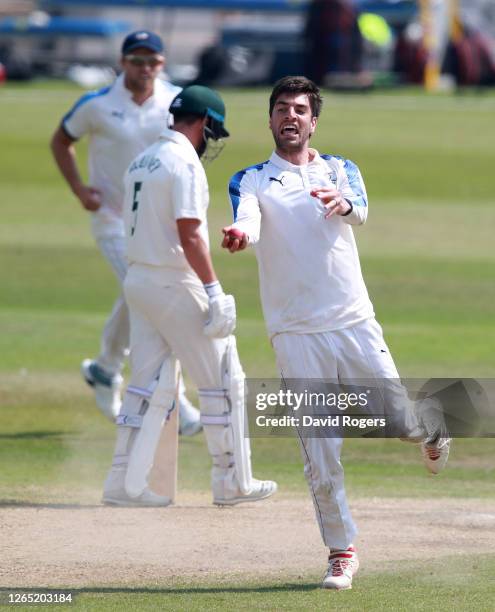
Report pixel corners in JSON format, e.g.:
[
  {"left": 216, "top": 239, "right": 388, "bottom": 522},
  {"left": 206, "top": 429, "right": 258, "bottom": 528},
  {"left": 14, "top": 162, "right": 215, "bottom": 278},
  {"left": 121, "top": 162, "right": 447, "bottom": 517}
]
[
  {"left": 272, "top": 129, "right": 311, "bottom": 153},
  {"left": 124, "top": 74, "right": 154, "bottom": 95},
  {"left": 196, "top": 137, "right": 207, "bottom": 158}
]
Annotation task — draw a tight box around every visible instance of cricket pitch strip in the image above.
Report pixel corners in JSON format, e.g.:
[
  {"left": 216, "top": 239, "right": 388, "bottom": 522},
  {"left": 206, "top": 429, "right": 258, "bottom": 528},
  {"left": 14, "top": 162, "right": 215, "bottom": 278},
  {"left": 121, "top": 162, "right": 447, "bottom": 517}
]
[{"left": 1, "top": 495, "right": 494, "bottom": 588}]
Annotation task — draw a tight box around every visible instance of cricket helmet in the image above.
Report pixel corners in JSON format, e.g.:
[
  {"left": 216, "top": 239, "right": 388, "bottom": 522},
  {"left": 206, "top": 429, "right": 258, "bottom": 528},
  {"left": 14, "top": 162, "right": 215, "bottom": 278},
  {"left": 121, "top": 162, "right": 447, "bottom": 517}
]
[{"left": 169, "top": 85, "right": 229, "bottom": 140}]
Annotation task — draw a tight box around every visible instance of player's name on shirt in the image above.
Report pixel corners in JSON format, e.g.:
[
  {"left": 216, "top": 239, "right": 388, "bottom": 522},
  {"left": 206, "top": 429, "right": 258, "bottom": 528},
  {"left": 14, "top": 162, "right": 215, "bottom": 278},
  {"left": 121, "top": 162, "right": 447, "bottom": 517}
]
[{"left": 129, "top": 154, "right": 162, "bottom": 174}]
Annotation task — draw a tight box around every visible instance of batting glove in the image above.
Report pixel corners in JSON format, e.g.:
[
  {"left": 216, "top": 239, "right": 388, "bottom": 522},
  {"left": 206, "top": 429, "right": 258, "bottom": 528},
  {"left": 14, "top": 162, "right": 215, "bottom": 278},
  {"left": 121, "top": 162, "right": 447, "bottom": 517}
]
[{"left": 204, "top": 282, "right": 236, "bottom": 338}]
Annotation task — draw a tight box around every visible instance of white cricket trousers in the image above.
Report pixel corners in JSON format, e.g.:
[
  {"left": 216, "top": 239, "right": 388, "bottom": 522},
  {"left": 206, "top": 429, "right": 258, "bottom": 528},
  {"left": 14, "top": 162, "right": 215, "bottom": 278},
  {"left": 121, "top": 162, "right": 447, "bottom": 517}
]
[
  {"left": 94, "top": 233, "right": 129, "bottom": 375},
  {"left": 123, "top": 263, "right": 230, "bottom": 390},
  {"left": 94, "top": 232, "right": 192, "bottom": 406},
  {"left": 122, "top": 263, "right": 246, "bottom": 496},
  {"left": 272, "top": 318, "right": 402, "bottom": 550}
]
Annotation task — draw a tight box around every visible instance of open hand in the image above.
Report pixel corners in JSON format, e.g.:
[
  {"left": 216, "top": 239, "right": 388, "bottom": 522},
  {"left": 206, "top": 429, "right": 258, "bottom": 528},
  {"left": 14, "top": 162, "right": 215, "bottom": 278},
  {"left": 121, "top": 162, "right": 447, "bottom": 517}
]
[{"left": 311, "top": 186, "right": 351, "bottom": 219}]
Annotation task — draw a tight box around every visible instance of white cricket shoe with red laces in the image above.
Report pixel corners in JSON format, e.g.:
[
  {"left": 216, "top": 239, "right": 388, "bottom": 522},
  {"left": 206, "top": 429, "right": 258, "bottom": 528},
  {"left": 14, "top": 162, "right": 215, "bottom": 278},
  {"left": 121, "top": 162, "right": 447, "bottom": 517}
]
[
  {"left": 418, "top": 397, "right": 451, "bottom": 475},
  {"left": 322, "top": 545, "right": 359, "bottom": 590},
  {"left": 421, "top": 434, "right": 451, "bottom": 474}
]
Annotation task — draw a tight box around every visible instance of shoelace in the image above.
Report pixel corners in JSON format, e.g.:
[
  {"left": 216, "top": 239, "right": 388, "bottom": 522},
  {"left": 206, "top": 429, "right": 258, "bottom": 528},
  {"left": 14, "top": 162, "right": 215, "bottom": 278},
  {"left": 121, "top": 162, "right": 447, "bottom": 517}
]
[
  {"left": 426, "top": 447, "right": 441, "bottom": 460},
  {"left": 425, "top": 437, "right": 450, "bottom": 460},
  {"left": 330, "top": 557, "right": 352, "bottom": 576}
]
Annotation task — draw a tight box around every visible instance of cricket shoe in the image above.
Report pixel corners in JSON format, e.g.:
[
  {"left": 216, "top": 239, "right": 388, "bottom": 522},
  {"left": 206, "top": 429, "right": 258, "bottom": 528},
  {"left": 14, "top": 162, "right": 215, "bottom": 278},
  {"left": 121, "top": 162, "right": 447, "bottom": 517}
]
[
  {"left": 421, "top": 434, "right": 451, "bottom": 475},
  {"left": 102, "top": 487, "right": 172, "bottom": 507},
  {"left": 81, "top": 359, "right": 122, "bottom": 422},
  {"left": 418, "top": 397, "right": 451, "bottom": 475},
  {"left": 178, "top": 394, "right": 202, "bottom": 437},
  {"left": 322, "top": 545, "right": 359, "bottom": 590},
  {"left": 213, "top": 478, "right": 277, "bottom": 506}
]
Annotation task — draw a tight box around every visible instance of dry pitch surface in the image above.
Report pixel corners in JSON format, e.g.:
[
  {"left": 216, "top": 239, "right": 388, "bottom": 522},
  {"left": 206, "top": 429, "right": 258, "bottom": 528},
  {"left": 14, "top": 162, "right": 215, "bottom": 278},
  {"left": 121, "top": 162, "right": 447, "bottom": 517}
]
[{"left": 2, "top": 495, "right": 495, "bottom": 587}]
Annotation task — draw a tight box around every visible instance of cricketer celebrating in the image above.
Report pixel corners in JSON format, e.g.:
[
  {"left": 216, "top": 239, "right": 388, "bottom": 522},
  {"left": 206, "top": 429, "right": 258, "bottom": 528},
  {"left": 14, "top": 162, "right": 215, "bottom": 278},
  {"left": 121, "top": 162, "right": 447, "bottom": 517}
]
[
  {"left": 50, "top": 30, "right": 201, "bottom": 434},
  {"left": 222, "top": 76, "right": 451, "bottom": 589},
  {"left": 102, "top": 85, "right": 277, "bottom": 507}
]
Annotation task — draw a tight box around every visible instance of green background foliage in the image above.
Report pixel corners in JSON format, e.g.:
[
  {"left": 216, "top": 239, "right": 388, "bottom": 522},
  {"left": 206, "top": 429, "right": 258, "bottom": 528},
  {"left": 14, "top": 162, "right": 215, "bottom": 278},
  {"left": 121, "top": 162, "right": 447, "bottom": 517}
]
[{"left": 0, "top": 84, "right": 494, "bottom": 609}]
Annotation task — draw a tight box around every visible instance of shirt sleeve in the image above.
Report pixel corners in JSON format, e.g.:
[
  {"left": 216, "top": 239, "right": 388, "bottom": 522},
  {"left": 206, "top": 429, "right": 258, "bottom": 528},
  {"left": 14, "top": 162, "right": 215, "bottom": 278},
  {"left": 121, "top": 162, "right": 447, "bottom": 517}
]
[
  {"left": 172, "top": 160, "right": 207, "bottom": 220},
  {"left": 228, "top": 169, "right": 262, "bottom": 245},
  {"left": 338, "top": 158, "right": 368, "bottom": 226},
  {"left": 61, "top": 93, "right": 96, "bottom": 141}
]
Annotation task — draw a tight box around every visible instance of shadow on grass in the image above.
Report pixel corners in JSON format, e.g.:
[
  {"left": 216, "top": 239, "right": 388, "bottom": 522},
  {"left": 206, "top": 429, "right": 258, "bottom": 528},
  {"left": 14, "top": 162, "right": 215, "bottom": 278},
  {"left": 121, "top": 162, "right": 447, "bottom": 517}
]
[
  {"left": 0, "top": 584, "right": 319, "bottom": 595},
  {"left": 0, "top": 431, "right": 74, "bottom": 440},
  {"left": 0, "top": 500, "right": 242, "bottom": 510},
  {"left": 0, "top": 500, "right": 102, "bottom": 509}
]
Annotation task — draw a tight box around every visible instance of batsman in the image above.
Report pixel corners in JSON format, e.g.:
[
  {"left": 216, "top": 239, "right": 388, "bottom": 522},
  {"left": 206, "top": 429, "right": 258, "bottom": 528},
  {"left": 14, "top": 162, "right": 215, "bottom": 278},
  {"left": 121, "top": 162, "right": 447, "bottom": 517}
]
[{"left": 103, "top": 85, "right": 277, "bottom": 507}]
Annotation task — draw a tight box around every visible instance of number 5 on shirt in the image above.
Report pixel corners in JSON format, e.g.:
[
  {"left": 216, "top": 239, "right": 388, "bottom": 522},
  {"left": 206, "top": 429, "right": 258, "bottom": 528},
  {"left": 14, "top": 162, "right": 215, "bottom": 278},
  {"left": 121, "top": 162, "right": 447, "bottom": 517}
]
[{"left": 130, "top": 181, "right": 142, "bottom": 236}]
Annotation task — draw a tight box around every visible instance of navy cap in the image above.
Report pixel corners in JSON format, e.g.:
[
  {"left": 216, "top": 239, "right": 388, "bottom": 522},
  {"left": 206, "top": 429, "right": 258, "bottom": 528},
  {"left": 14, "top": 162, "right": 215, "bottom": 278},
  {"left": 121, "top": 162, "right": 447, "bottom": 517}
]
[{"left": 122, "top": 30, "right": 164, "bottom": 55}]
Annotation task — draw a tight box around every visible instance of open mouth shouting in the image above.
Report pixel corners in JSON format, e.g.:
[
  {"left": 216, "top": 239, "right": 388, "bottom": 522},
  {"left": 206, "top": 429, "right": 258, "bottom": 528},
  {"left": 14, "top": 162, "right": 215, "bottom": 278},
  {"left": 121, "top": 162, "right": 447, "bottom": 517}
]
[{"left": 281, "top": 124, "right": 299, "bottom": 137}]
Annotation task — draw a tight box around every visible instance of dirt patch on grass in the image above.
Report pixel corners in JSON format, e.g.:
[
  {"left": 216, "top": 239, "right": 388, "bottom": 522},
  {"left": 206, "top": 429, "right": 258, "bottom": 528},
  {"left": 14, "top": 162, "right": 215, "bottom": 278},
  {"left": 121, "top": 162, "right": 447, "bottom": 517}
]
[{"left": 1, "top": 494, "right": 494, "bottom": 588}]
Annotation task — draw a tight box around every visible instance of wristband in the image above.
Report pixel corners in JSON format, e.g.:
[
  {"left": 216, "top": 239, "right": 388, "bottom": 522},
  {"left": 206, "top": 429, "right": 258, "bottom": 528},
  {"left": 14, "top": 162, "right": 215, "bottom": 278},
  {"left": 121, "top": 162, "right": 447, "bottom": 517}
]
[
  {"left": 204, "top": 281, "right": 223, "bottom": 298},
  {"left": 342, "top": 200, "right": 353, "bottom": 216}
]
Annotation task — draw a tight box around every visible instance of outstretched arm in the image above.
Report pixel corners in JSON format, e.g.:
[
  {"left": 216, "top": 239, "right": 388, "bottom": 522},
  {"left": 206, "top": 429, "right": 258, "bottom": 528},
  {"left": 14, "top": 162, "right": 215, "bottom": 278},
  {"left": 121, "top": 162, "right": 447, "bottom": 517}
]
[{"left": 223, "top": 169, "right": 261, "bottom": 252}]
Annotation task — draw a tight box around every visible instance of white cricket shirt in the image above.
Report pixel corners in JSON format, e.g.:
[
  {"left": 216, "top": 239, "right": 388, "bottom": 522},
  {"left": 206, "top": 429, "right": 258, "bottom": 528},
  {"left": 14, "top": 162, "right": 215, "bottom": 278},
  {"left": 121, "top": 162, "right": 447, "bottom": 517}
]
[
  {"left": 62, "top": 73, "right": 181, "bottom": 236},
  {"left": 229, "top": 150, "right": 374, "bottom": 337},
  {"left": 123, "top": 128, "right": 209, "bottom": 270}
]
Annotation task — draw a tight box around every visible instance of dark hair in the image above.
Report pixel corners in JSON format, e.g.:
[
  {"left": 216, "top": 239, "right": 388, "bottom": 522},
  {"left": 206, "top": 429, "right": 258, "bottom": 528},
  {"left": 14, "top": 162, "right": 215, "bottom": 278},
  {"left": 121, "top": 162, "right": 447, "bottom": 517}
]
[
  {"left": 269, "top": 76, "right": 322, "bottom": 118},
  {"left": 171, "top": 111, "right": 204, "bottom": 125}
]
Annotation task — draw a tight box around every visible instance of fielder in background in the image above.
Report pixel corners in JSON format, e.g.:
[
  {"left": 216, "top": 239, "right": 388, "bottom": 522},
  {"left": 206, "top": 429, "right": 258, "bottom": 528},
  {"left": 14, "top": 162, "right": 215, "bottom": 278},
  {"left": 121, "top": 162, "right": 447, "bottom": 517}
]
[
  {"left": 102, "top": 85, "right": 277, "bottom": 507},
  {"left": 50, "top": 30, "right": 201, "bottom": 435},
  {"left": 222, "top": 76, "right": 451, "bottom": 590}
]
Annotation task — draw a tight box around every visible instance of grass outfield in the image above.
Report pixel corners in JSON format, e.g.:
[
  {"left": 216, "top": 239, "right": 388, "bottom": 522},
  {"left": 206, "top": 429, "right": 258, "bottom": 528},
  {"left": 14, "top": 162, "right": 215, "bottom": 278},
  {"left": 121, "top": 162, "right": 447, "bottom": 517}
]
[{"left": 0, "top": 83, "right": 494, "bottom": 609}]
